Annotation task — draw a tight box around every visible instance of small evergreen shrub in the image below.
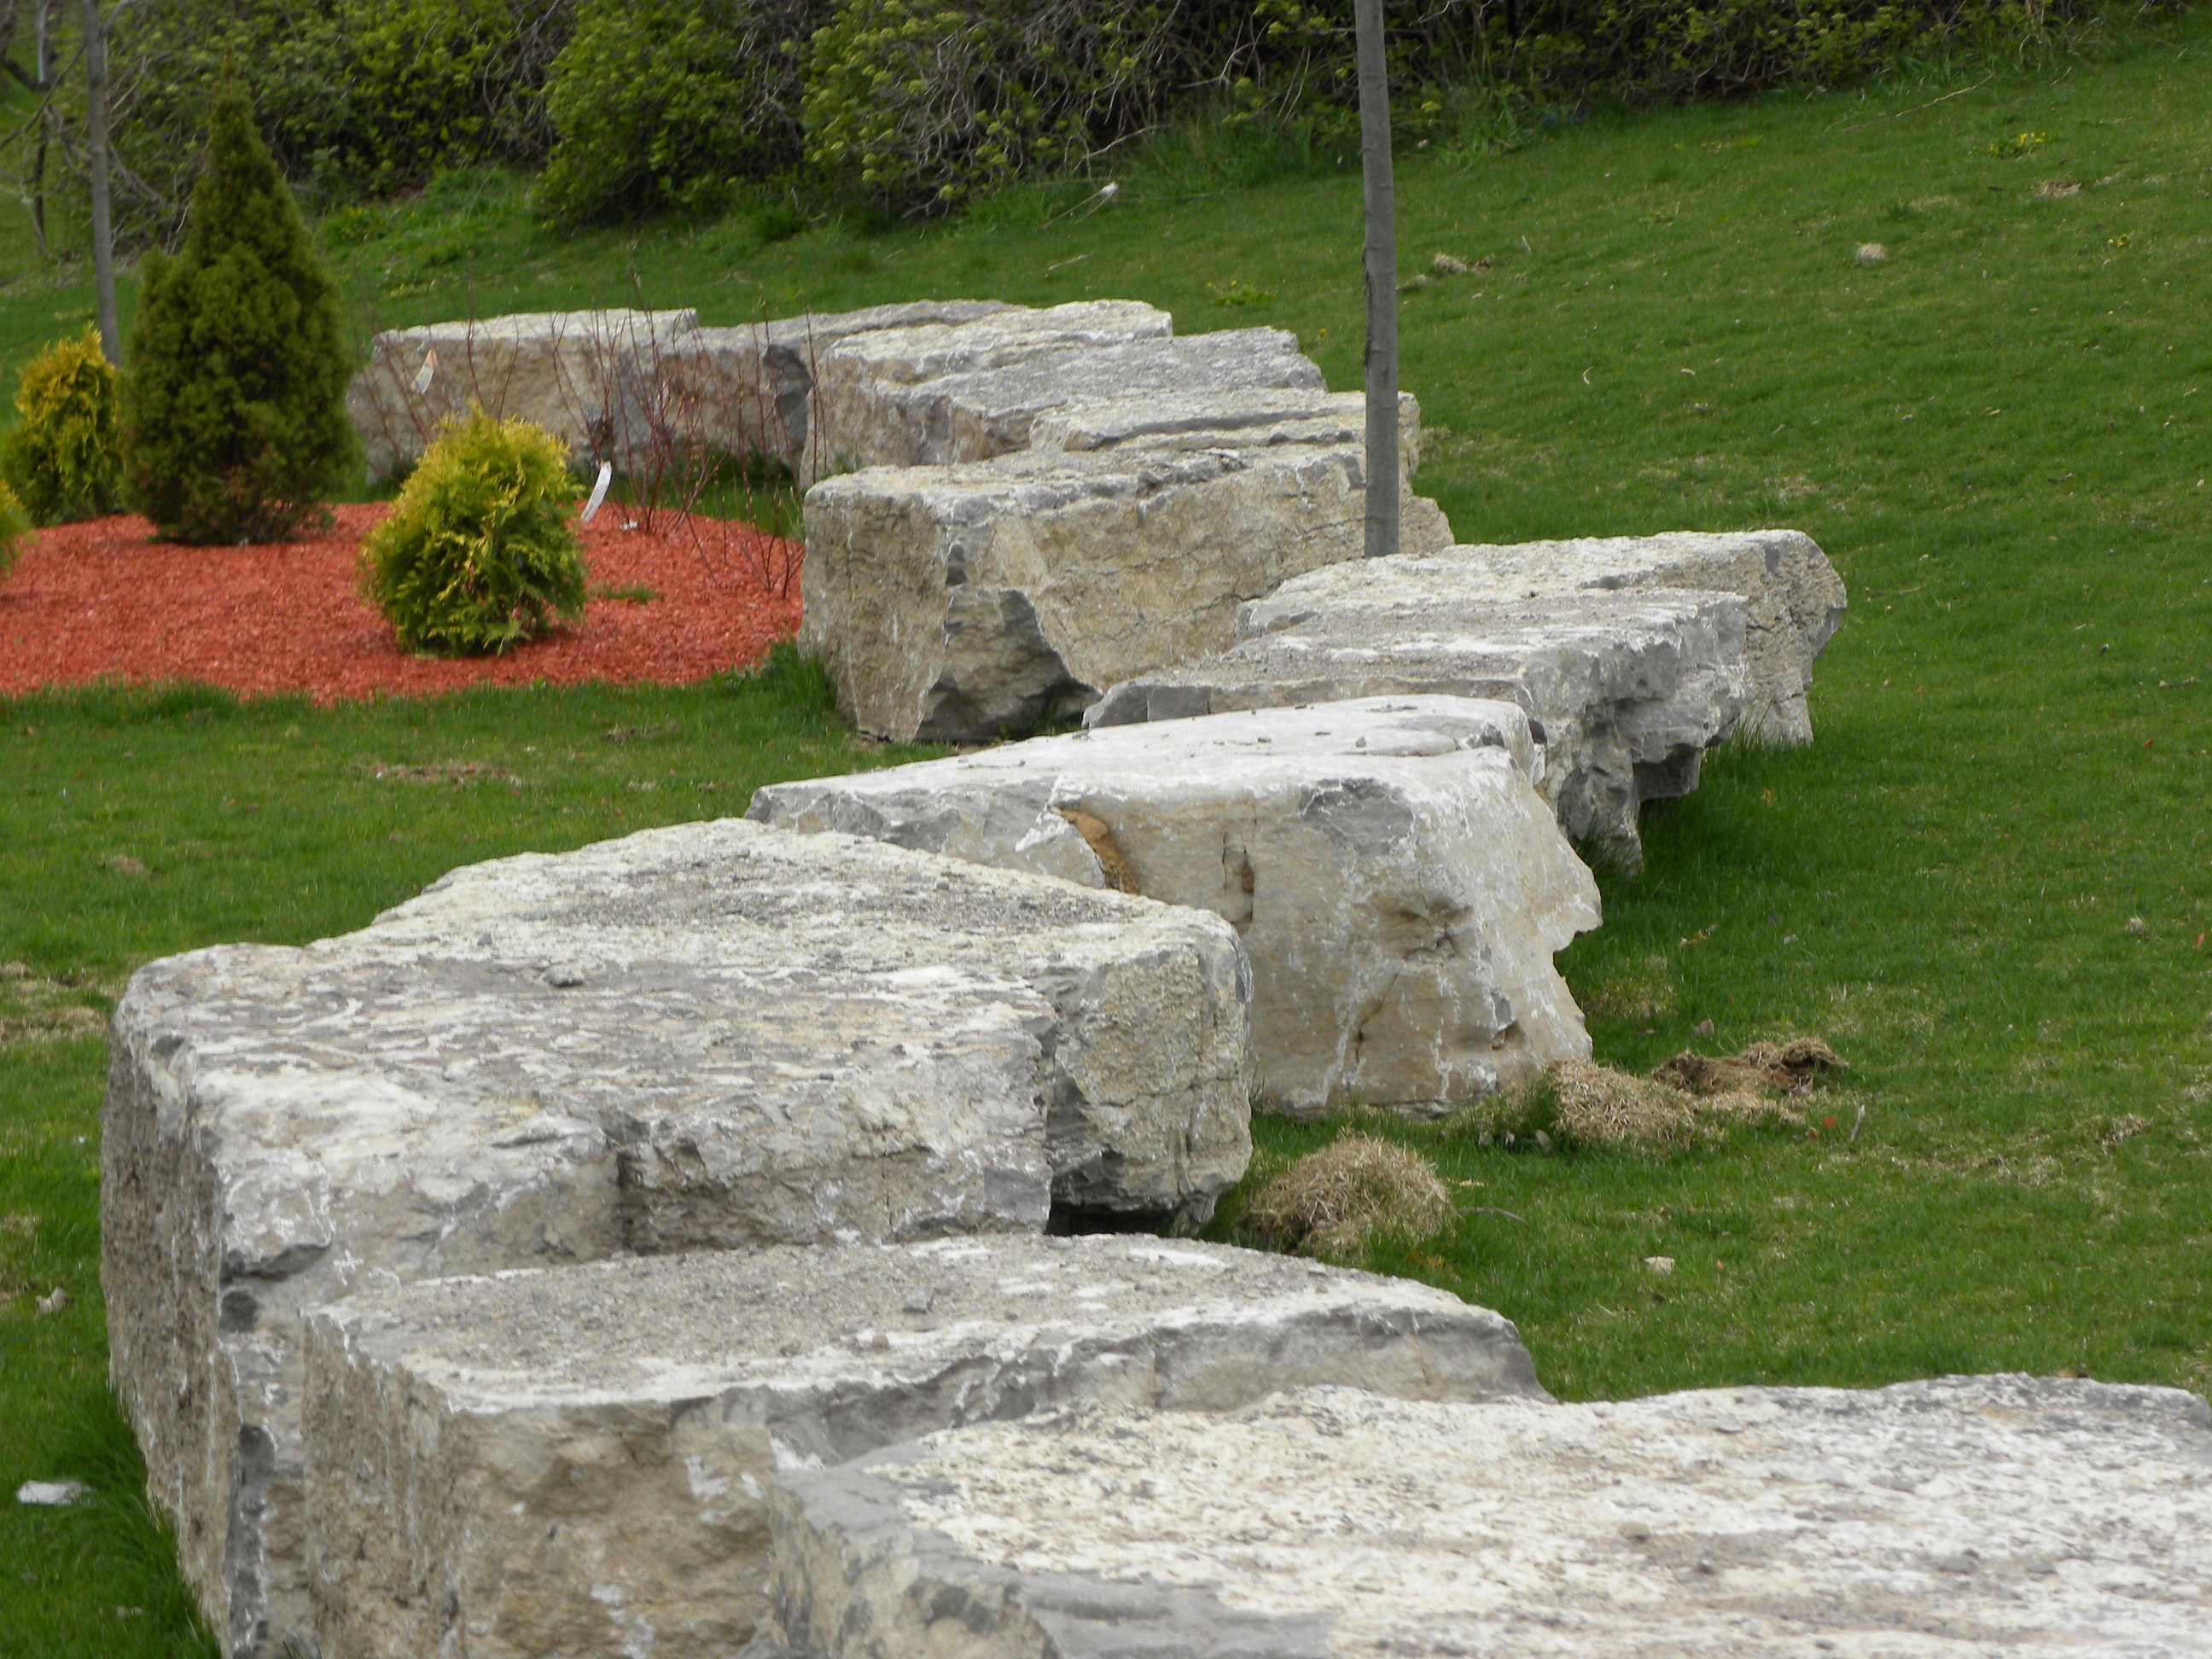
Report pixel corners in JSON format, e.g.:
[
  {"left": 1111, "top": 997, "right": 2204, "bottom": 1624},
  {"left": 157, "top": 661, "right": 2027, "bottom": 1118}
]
[
  {"left": 360, "top": 407, "right": 589, "bottom": 655},
  {"left": 1, "top": 329, "right": 124, "bottom": 526},
  {"left": 538, "top": 0, "right": 825, "bottom": 224},
  {"left": 119, "top": 84, "right": 359, "bottom": 545},
  {"left": 0, "top": 481, "right": 33, "bottom": 585}
]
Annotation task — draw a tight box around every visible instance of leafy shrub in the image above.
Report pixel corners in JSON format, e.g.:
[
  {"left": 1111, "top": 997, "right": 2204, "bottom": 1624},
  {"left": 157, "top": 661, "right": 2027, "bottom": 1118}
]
[
  {"left": 802, "top": 0, "right": 1206, "bottom": 215},
  {"left": 82, "top": 0, "right": 579, "bottom": 246},
  {"left": 119, "top": 84, "right": 359, "bottom": 544},
  {"left": 360, "top": 407, "right": 589, "bottom": 655},
  {"left": 538, "top": 0, "right": 827, "bottom": 224},
  {"left": 0, "top": 481, "right": 32, "bottom": 585},
  {"left": 1, "top": 329, "right": 124, "bottom": 526}
]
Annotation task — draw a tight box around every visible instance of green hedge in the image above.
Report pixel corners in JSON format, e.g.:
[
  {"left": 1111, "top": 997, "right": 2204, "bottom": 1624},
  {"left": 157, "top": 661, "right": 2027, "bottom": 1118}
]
[{"left": 50, "top": 0, "right": 2150, "bottom": 240}]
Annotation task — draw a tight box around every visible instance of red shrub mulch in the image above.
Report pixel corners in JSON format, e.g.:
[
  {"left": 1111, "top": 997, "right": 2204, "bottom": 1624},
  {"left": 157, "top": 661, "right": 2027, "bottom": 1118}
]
[{"left": 0, "top": 502, "right": 805, "bottom": 703}]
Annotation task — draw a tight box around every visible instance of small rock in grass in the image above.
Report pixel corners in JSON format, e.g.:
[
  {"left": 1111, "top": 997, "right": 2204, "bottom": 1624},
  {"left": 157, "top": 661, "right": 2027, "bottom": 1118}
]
[
  {"left": 2124, "top": 916, "right": 2149, "bottom": 937},
  {"left": 1432, "top": 252, "right": 1471, "bottom": 276},
  {"left": 16, "top": 1479, "right": 90, "bottom": 1506},
  {"left": 1854, "top": 242, "right": 1889, "bottom": 266},
  {"left": 35, "top": 1285, "right": 71, "bottom": 1316},
  {"left": 1643, "top": 1255, "right": 1675, "bottom": 1275}
]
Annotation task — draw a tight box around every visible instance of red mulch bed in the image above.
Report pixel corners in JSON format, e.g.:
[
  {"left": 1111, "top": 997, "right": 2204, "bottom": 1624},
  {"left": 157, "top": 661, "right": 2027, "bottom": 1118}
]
[{"left": 0, "top": 502, "right": 804, "bottom": 703}]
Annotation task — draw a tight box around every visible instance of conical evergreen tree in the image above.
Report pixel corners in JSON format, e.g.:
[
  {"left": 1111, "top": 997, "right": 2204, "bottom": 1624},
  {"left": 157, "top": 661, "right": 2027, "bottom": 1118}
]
[{"left": 119, "top": 84, "right": 358, "bottom": 544}]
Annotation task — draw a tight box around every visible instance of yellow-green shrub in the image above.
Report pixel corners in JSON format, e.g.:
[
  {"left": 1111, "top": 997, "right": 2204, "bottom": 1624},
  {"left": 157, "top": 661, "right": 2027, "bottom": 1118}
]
[
  {"left": 2, "top": 329, "right": 124, "bottom": 527},
  {"left": 0, "top": 480, "right": 32, "bottom": 585},
  {"left": 360, "top": 408, "right": 588, "bottom": 655}
]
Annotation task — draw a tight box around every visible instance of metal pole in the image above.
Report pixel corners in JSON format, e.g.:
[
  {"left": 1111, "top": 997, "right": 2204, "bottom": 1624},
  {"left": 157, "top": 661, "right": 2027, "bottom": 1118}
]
[{"left": 1354, "top": 0, "right": 1398, "bottom": 559}]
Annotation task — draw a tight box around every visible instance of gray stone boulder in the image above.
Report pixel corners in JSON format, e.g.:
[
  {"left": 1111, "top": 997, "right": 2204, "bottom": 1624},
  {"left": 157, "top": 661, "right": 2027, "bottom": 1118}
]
[
  {"left": 765, "top": 1376, "right": 2212, "bottom": 1658},
  {"left": 795, "top": 300, "right": 1173, "bottom": 480},
  {"left": 302, "top": 1237, "right": 1545, "bottom": 1658},
  {"left": 750, "top": 697, "right": 1599, "bottom": 1115},
  {"left": 803, "top": 325, "right": 1325, "bottom": 484},
  {"left": 1027, "top": 385, "right": 1427, "bottom": 476},
  {"left": 1336, "top": 532, "right": 1848, "bottom": 744},
  {"left": 1091, "top": 580, "right": 1749, "bottom": 866},
  {"left": 800, "top": 447, "right": 1455, "bottom": 743},
  {"left": 102, "top": 820, "right": 1249, "bottom": 1655},
  {"left": 608, "top": 299, "right": 1015, "bottom": 477},
  {"left": 346, "top": 308, "right": 700, "bottom": 480}
]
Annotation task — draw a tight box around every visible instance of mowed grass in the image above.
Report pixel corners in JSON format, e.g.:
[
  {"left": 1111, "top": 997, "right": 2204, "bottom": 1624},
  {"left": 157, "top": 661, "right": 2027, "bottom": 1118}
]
[{"left": 5, "top": 14, "right": 2212, "bottom": 1650}]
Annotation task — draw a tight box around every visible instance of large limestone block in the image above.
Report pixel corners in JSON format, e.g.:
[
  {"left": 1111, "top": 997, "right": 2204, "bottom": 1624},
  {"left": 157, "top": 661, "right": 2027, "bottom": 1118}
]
[
  {"left": 804, "top": 323, "right": 1323, "bottom": 484},
  {"left": 609, "top": 300, "right": 1015, "bottom": 476},
  {"left": 102, "top": 820, "right": 1249, "bottom": 1656},
  {"left": 1028, "top": 385, "right": 1427, "bottom": 478},
  {"left": 346, "top": 308, "right": 700, "bottom": 480},
  {"left": 767, "top": 1377, "right": 2212, "bottom": 1658},
  {"left": 796, "top": 299, "right": 1168, "bottom": 480},
  {"left": 751, "top": 698, "right": 1600, "bottom": 1114},
  {"left": 800, "top": 447, "right": 1453, "bottom": 743},
  {"left": 1340, "top": 532, "right": 1849, "bottom": 743},
  {"left": 303, "top": 1237, "right": 1545, "bottom": 1658},
  {"left": 1090, "top": 583, "right": 1748, "bottom": 866}
]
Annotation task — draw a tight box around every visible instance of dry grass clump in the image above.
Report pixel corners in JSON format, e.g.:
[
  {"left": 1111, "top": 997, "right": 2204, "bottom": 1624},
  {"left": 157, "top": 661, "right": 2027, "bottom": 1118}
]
[
  {"left": 1550, "top": 1060, "right": 1803, "bottom": 1148},
  {"left": 1243, "top": 1132, "right": 1454, "bottom": 1259},
  {"left": 1650, "top": 1037, "right": 1844, "bottom": 1097}
]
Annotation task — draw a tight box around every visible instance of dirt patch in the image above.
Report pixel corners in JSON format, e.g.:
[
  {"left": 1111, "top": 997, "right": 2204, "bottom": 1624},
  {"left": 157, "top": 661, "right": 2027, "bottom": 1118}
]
[
  {"left": 0, "top": 960, "right": 111, "bottom": 1049},
  {"left": 1243, "top": 1132, "right": 1453, "bottom": 1259},
  {"left": 0, "top": 504, "right": 802, "bottom": 703}
]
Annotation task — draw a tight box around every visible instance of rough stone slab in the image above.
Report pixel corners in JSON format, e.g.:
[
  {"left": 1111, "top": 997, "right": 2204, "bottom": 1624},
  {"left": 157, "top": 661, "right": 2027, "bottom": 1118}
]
[
  {"left": 1089, "top": 583, "right": 1748, "bottom": 866},
  {"left": 800, "top": 447, "right": 1453, "bottom": 743},
  {"left": 1027, "top": 386, "right": 1426, "bottom": 478},
  {"left": 303, "top": 1237, "right": 1545, "bottom": 1658},
  {"left": 803, "top": 325, "right": 1323, "bottom": 484},
  {"left": 608, "top": 300, "right": 1015, "bottom": 476},
  {"left": 1333, "top": 532, "right": 1848, "bottom": 744},
  {"left": 767, "top": 1376, "right": 2212, "bottom": 1659},
  {"left": 346, "top": 309, "right": 700, "bottom": 480},
  {"left": 102, "top": 820, "right": 1249, "bottom": 1656},
  {"left": 751, "top": 697, "right": 1598, "bottom": 1115}
]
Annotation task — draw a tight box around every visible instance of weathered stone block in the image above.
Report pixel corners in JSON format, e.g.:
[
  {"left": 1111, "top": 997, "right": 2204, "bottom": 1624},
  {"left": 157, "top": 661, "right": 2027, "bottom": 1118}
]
[
  {"left": 303, "top": 1237, "right": 1545, "bottom": 1657},
  {"left": 1090, "top": 581, "right": 1748, "bottom": 866},
  {"left": 346, "top": 309, "right": 699, "bottom": 480},
  {"left": 751, "top": 697, "right": 1599, "bottom": 1115},
  {"left": 1339, "top": 531, "right": 1848, "bottom": 743},
  {"left": 767, "top": 1377, "right": 2212, "bottom": 1658},
  {"left": 1027, "top": 386, "right": 1426, "bottom": 477},
  {"left": 609, "top": 300, "right": 1016, "bottom": 476},
  {"left": 804, "top": 325, "right": 1324, "bottom": 483},
  {"left": 796, "top": 300, "right": 1172, "bottom": 480},
  {"left": 103, "top": 820, "right": 1249, "bottom": 1654},
  {"left": 800, "top": 447, "right": 1453, "bottom": 743}
]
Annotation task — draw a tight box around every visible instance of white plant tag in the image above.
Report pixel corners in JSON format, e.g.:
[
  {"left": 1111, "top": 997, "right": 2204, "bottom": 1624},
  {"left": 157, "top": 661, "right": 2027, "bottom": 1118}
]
[
  {"left": 410, "top": 348, "right": 437, "bottom": 396},
  {"left": 579, "top": 461, "right": 613, "bottom": 526}
]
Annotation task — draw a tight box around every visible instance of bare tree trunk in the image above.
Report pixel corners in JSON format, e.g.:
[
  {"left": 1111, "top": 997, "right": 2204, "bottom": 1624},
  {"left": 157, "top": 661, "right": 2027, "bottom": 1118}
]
[
  {"left": 81, "top": 0, "right": 118, "bottom": 361},
  {"left": 1354, "top": 0, "right": 1397, "bottom": 560}
]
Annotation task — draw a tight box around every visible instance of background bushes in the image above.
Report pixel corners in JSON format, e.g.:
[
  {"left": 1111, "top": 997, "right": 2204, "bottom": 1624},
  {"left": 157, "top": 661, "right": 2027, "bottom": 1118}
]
[
  {"left": 18, "top": 0, "right": 2145, "bottom": 242},
  {"left": 537, "top": 0, "right": 826, "bottom": 224}
]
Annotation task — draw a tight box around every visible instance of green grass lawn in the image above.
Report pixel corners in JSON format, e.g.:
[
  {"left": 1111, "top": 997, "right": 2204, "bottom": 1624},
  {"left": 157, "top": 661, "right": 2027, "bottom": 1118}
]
[{"left": 5, "top": 15, "right": 2212, "bottom": 1652}]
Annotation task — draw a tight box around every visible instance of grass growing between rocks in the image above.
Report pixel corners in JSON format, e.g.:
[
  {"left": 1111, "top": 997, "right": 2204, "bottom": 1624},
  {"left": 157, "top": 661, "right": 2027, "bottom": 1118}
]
[{"left": 5, "top": 11, "right": 2212, "bottom": 1649}]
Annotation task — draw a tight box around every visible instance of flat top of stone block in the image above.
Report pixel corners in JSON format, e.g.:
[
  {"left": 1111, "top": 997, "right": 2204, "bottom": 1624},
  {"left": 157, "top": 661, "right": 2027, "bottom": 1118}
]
[
  {"left": 783, "top": 1376, "right": 2212, "bottom": 1657},
  {"left": 1439, "top": 528, "right": 1830, "bottom": 592},
  {"left": 692, "top": 300, "right": 1013, "bottom": 352},
  {"left": 892, "top": 328, "right": 1322, "bottom": 407},
  {"left": 1028, "top": 387, "right": 1409, "bottom": 454},
  {"left": 1243, "top": 553, "right": 1756, "bottom": 638},
  {"left": 311, "top": 1237, "right": 1515, "bottom": 1409},
  {"left": 757, "top": 696, "right": 1540, "bottom": 806},
  {"left": 820, "top": 300, "right": 1173, "bottom": 382}
]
